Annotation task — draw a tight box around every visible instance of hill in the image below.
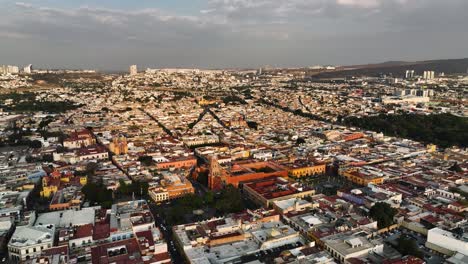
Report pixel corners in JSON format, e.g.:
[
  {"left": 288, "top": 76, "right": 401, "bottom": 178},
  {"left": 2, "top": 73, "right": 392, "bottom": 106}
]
[{"left": 313, "top": 58, "right": 468, "bottom": 78}]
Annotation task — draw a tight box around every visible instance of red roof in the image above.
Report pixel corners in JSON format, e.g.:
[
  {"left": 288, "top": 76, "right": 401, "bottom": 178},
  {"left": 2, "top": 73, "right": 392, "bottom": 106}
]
[
  {"left": 93, "top": 221, "right": 110, "bottom": 240},
  {"left": 74, "top": 224, "right": 93, "bottom": 239},
  {"left": 42, "top": 245, "right": 69, "bottom": 256},
  {"left": 91, "top": 238, "right": 141, "bottom": 264},
  {"left": 135, "top": 230, "right": 155, "bottom": 251}
]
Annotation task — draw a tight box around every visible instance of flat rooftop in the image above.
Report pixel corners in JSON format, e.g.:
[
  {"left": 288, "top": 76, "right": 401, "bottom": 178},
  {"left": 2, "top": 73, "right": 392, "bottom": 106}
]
[{"left": 245, "top": 177, "right": 313, "bottom": 200}]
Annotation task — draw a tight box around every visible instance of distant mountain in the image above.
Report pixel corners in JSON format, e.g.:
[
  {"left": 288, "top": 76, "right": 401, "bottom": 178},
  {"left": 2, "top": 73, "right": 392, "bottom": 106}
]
[{"left": 313, "top": 58, "right": 468, "bottom": 78}]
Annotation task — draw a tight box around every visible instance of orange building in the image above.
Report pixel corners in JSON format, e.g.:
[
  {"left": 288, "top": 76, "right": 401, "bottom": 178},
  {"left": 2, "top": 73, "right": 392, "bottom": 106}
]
[
  {"left": 208, "top": 159, "right": 288, "bottom": 190},
  {"left": 343, "top": 132, "right": 365, "bottom": 142},
  {"left": 156, "top": 156, "right": 197, "bottom": 170},
  {"left": 148, "top": 173, "right": 195, "bottom": 203}
]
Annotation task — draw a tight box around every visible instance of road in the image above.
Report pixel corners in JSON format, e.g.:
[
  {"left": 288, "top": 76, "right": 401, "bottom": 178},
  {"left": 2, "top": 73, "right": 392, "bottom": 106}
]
[{"left": 149, "top": 203, "right": 186, "bottom": 264}]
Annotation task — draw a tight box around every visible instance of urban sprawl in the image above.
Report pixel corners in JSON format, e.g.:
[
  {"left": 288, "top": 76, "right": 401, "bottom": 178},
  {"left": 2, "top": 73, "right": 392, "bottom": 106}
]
[{"left": 0, "top": 63, "right": 466, "bottom": 264}]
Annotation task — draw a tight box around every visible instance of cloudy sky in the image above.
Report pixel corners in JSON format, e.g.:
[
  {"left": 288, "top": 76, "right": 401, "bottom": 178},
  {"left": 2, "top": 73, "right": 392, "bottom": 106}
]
[{"left": 0, "top": 0, "right": 467, "bottom": 71}]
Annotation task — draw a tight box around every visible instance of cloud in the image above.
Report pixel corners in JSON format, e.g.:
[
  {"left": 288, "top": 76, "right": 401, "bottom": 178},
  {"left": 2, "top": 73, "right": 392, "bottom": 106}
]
[
  {"left": 14, "top": 2, "right": 32, "bottom": 8},
  {"left": 0, "top": 0, "right": 467, "bottom": 70}
]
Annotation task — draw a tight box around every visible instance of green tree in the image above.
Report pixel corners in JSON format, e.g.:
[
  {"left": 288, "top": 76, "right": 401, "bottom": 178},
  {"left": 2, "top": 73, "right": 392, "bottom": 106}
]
[
  {"left": 117, "top": 179, "right": 129, "bottom": 195},
  {"left": 296, "top": 137, "right": 306, "bottom": 145},
  {"left": 396, "top": 235, "right": 424, "bottom": 258},
  {"left": 81, "top": 181, "right": 113, "bottom": 208},
  {"left": 86, "top": 162, "right": 99, "bottom": 176},
  {"left": 204, "top": 191, "right": 215, "bottom": 205},
  {"left": 246, "top": 121, "right": 258, "bottom": 130},
  {"left": 369, "top": 202, "right": 398, "bottom": 229},
  {"left": 215, "top": 185, "right": 245, "bottom": 214},
  {"left": 449, "top": 162, "right": 463, "bottom": 173},
  {"left": 29, "top": 140, "right": 43, "bottom": 149},
  {"left": 138, "top": 156, "right": 154, "bottom": 166}
]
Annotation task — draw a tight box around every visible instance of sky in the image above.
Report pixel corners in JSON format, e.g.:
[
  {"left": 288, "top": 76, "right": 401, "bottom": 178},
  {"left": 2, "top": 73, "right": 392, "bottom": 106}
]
[{"left": 0, "top": 0, "right": 467, "bottom": 71}]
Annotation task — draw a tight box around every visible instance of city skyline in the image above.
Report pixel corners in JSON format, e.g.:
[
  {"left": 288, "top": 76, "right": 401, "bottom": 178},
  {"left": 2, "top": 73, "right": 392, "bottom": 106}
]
[{"left": 1, "top": 0, "right": 468, "bottom": 70}]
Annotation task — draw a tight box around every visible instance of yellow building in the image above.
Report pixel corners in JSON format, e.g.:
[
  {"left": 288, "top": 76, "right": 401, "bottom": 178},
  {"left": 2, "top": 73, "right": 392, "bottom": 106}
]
[
  {"left": 426, "top": 144, "right": 437, "bottom": 153},
  {"left": 79, "top": 176, "right": 87, "bottom": 185},
  {"left": 340, "top": 168, "right": 384, "bottom": 186},
  {"left": 148, "top": 173, "right": 195, "bottom": 203},
  {"left": 40, "top": 172, "right": 87, "bottom": 198},
  {"left": 23, "top": 184, "right": 35, "bottom": 190},
  {"left": 198, "top": 98, "right": 217, "bottom": 106},
  {"left": 41, "top": 185, "right": 58, "bottom": 198},
  {"left": 289, "top": 164, "right": 326, "bottom": 178}
]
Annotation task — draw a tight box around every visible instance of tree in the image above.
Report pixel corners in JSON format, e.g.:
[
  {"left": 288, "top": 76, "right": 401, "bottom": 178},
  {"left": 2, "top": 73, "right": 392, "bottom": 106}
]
[
  {"left": 86, "top": 162, "right": 99, "bottom": 176},
  {"left": 81, "top": 181, "right": 113, "bottom": 209},
  {"left": 138, "top": 156, "right": 153, "bottom": 166},
  {"left": 344, "top": 113, "right": 468, "bottom": 148},
  {"left": 396, "top": 235, "right": 424, "bottom": 258},
  {"left": 117, "top": 179, "right": 129, "bottom": 195},
  {"left": 369, "top": 202, "right": 398, "bottom": 229},
  {"left": 247, "top": 121, "right": 258, "bottom": 130},
  {"left": 449, "top": 162, "right": 463, "bottom": 173},
  {"left": 204, "top": 191, "right": 215, "bottom": 205},
  {"left": 196, "top": 171, "right": 209, "bottom": 186},
  {"left": 296, "top": 137, "right": 306, "bottom": 145},
  {"left": 29, "top": 140, "right": 42, "bottom": 149},
  {"left": 215, "top": 185, "right": 244, "bottom": 214},
  {"left": 130, "top": 181, "right": 149, "bottom": 197}
]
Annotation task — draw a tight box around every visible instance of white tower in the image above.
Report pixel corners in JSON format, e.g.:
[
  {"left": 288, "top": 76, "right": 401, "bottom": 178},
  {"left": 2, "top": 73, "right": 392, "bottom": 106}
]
[{"left": 129, "top": 65, "right": 138, "bottom": 75}]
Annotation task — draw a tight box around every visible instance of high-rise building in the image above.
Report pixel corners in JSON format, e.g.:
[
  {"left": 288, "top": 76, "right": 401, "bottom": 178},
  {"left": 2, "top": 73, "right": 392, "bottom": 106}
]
[
  {"left": 1, "top": 65, "right": 20, "bottom": 75},
  {"left": 23, "top": 64, "right": 32, "bottom": 74},
  {"left": 129, "top": 65, "right": 138, "bottom": 75},
  {"left": 405, "top": 70, "right": 414, "bottom": 79},
  {"left": 423, "top": 71, "right": 435, "bottom": 80}
]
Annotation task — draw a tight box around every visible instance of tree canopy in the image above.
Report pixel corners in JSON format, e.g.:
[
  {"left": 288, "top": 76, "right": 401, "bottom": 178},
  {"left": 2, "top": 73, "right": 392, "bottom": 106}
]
[
  {"left": 344, "top": 113, "right": 468, "bottom": 148},
  {"left": 369, "top": 202, "right": 398, "bottom": 229},
  {"left": 81, "top": 181, "right": 113, "bottom": 209},
  {"left": 396, "top": 235, "right": 424, "bottom": 259}
]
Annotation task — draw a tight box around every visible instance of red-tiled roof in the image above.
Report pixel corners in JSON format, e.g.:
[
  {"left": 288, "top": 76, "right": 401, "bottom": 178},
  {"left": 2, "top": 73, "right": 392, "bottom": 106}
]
[
  {"left": 75, "top": 224, "right": 93, "bottom": 239},
  {"left": 93, "top": 222, "right": 110, "bottom": 241},
  {"left": 91, "top": 238, "right": 141, "bottom": 264}
]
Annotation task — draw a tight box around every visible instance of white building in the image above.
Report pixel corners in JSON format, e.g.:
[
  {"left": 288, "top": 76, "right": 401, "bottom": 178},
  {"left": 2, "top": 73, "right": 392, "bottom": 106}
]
[
  {"left": 8, "top": 224, "right": 55, "bottom": 262},
  {"left": 0, "top": 65, "right": 19, "bottom": 75},
  {"left": 405, "top": 70, "right": 415, "bottom": 79},
  {"left": 323, "top": 230, "right": 384, "bottom": 263},
  {"left": 423, "top": 71, "right": 435, "bottom": 80},
  {"left": 23, "top": 64, "right": 32, "bottom": 74},
  {"left": 129, "top": 65, "right": 138, "bottom": 75},
  {"left": 426, "top": 228, "right": 468, "bottom": 256}
]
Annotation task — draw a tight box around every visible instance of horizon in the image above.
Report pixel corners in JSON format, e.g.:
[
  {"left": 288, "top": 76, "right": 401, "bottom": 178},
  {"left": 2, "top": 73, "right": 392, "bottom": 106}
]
[{"left": 4, "top": 56, "right": 468, "bottom": 73}]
